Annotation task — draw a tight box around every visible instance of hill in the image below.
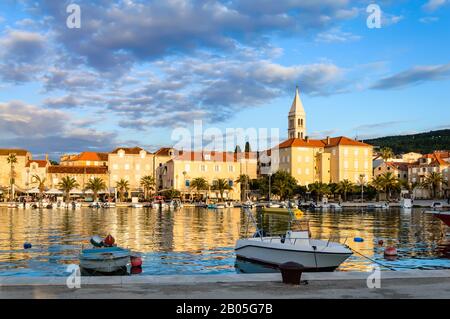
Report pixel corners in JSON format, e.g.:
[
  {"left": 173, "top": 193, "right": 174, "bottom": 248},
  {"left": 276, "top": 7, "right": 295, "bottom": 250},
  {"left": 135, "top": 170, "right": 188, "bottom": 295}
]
[{"left": 364, "top": 129, "right": 450, "bottom": 154}]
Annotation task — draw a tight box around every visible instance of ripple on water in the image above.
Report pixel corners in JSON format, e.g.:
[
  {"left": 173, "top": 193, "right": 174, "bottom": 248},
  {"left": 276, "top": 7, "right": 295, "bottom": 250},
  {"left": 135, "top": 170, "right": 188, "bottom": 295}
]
[{"left": 0, "top": 207, "right": 449, "bottom": 276}]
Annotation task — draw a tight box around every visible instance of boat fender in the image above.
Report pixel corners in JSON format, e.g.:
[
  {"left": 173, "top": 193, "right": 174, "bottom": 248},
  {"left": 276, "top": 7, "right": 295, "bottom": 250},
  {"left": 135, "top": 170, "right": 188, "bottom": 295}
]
[
  {"left": 24, "top": 242, "right": 32, "bottom": 249},
  {"left": 384, "top": 247, "right": 398, "bottom": 257},
  {"left": 130, "top": 255, "right": 143, "bottom": 267},
  {"left": 104, "top": 234, "right": 115, "bottom": 247},
  {"left": 354, "top": 237, "right": 364, "bottom": 243}
]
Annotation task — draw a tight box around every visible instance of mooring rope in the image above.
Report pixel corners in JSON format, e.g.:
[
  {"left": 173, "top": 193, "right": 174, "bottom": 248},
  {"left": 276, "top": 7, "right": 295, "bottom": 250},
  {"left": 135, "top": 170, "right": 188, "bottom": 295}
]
[{"left": 350, "top": 247, "right": 397, "bottom": 271}]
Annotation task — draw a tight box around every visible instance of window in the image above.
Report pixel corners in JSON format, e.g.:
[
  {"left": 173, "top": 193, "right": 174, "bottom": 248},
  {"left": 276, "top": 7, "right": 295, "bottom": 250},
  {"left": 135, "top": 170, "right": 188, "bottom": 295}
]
[
  {"left": 185, "top": 180, "right": 190, "bottom": 187},
  {"left": 124, "top": 163, "right": 130, "bottom": 170},
  {"left": 344, "top": 149, "right": 348, "bottom": 156},
  {"left": 305, "top": 168, "right": 310, "bottom": 175},
  {"left": 305, "top": 156, "right": 310, "bottom": 163},
  {"left": 135, "top": 164, "right": 140, "bottom": 171},
  {"left": 365, "top": 149, "right": 369, "bottom": 156},
  {"left": 214, "top": 165, "right": 220, "bottom": 172},
  {"left": 354, "top": 150, "right": 359, "bottom": 156},
  {"left": 297, "top": 168, "right": 302, "bottom": 174},
  {"left": 297, "top": 156, "right": 302, "bottom": 162},
  {"left": 200, "top": 165, "right": 207, "bottom": 172},
  {"left": 344, "top": 161, "right": 349, "bottom": 169},
  {"left": 86, "top": 161, "right": 91, "bottom": 166},
  {"left": 354, "top": 161, "right": 359, "bottom": 169},
  {"left": 364, "top": 161, "right": 369, "bottom": 169},
  {"left": 228, "top": 165, "right": 234, "bottom": 172}
]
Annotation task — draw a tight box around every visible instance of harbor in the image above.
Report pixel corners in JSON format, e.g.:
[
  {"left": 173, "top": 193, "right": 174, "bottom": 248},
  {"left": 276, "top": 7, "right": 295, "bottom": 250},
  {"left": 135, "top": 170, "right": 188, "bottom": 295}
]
[
  {"left": 1, "top": 270, "right": 450, "bottom": 299},
  {"left": 1, "top": 206, "right": 450, "bottom": 277}
]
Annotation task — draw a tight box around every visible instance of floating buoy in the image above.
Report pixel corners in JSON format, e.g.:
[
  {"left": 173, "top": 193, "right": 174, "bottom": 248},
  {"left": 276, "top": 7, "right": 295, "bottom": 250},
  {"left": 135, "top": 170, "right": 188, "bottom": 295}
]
[
  {"left": 104, "top": 234, "right": 115, "bottom": 247},
  {"left": 384, "top": 246, "right": 398, "bottom": 257},
  {"left": 130, "top": 255, "right": 143, "bottom": 268},
  {"left": 378, "top": 239, "right": 384, "bottom": 246},
  {"left": 24, "top": 242, "right": 32, "bottom": 249},
  {"left": 354, "top": 237, "right": 364, "bottom": 243}
]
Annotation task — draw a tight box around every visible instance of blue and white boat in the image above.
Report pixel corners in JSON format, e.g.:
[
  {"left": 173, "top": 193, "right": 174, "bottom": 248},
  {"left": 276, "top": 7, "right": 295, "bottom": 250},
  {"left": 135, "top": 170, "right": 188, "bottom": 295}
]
[{"left": 79, "top": 246, "right": 131, "bottom": 273}]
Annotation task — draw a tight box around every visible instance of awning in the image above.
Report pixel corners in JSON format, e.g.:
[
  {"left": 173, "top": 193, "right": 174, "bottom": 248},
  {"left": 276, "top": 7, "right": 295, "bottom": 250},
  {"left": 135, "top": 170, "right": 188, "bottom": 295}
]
[
  {"left": 46, "top": 188, "right": 63, "bottom": 195},
  {"left": 27, "top": 187, "right": 41, "bottom": 194}
]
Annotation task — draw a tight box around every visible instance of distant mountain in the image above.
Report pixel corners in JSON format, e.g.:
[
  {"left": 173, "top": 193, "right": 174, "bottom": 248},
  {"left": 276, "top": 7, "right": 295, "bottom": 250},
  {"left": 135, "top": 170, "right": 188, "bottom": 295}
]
[{"left": 364, "top": 129, "right": 450, "bottom": 154}]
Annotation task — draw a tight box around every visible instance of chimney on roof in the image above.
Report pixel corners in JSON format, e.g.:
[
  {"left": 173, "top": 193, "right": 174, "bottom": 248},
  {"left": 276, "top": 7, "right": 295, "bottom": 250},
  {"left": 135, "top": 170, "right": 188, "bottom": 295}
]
[
  {"left": 326, "top": 136, "right": 331, "bottom": 145},
  {"left": 305, "top": 136, "right": 310, "bottom": 142}
]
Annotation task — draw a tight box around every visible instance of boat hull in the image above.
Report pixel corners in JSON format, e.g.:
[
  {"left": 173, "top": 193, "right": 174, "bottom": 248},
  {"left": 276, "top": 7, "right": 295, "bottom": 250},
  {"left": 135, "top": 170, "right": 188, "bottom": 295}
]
[
  {"left": 235, "top": 241, "right": 352, "bottom": 271},
  {"left": 79, "top": 247, "right": 130, "bottom": 273},
  {"left": 435, "top": 213, "right": 450, "bottom": 227}
]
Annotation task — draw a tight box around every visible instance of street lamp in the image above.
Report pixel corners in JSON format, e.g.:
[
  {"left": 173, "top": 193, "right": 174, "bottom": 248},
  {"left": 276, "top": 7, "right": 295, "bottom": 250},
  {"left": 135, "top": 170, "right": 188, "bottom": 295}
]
[
  {"left": 360, "top": 174, "right": 366, "bottom": 204},
  {"left": 268, "top": 173, "right": 272, "bottom": 203}
]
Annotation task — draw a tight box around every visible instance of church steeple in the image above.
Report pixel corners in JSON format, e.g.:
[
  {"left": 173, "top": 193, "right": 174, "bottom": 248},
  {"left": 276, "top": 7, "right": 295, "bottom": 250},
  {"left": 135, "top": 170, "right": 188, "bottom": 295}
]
[{"left": 288, "top": 86, "right": 306, "bottom": 139}]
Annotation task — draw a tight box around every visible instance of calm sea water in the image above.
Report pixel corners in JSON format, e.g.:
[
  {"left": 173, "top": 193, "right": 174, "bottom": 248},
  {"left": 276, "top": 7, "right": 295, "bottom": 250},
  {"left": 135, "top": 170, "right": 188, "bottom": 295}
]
[{"left": 0, "top": 207, "right": 449, "bottom": 276}]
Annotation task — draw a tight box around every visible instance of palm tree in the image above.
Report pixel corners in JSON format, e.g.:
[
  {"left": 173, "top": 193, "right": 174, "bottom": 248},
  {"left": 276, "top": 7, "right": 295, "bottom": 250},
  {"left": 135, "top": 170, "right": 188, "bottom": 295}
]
[
  {"left": 58, "top": 176, "right": 79, "bottom": 203},
  {"left": 272, "top": 171, "right": 297, "bottom": 200},
  {"left": 190, "top": 177, "right": 209, "bottom": 200},
  {"left": 31, "top": 174, "right": 47, "bottom": 201},
  {"left": 140, "top": 175, "right": 156, "bottom": 201},
  {"left": 212, "top": 178, "right": 232, "bottom": 201},
  {"left": 235, "top": 174, "right": 250, "bottom": 201},
  {"left": 423, "top": 172, "right": 446, "bottom": 199},
  {"left": 380, "top": 172, "right": 398, "bottom": 201},
  {"left": 371, "top": 175, "right": 385, "bottom": 201},
  {"left": 116, "top": 179, "right": 129, "bottom": 202},
  {"left": 380, "top": 147, "right": 394, "bottom": 161},
  {"left": 336, "top": 180, "right": 353, "bottom": 202},
  {"left": 308, "top": 182, "right": 330, "bottom": 202},
  {"left": 85, "top": 177, "right": 106, "bottom": 202},
  {"left": 6, "top": 154, "right": 17, "bottom": 200}
]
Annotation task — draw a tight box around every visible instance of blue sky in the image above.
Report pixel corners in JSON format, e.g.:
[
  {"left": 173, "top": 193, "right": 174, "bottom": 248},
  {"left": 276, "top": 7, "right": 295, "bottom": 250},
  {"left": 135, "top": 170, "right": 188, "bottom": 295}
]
[{"left": 0, "top": 0, "right": 449, "bottom": 159}]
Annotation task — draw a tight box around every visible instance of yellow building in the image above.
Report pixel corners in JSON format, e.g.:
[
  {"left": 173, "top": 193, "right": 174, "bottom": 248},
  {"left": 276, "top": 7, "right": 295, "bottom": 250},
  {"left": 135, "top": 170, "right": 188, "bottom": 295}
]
[
  {"left": 159, "top": 151, "right": 257, "bottom": 200},
  {"left": 261, "top": 88, "right": 373, "bottom": 185},
  {"left": 47, "top": 166, "right": 109, "bottom": 191},
  {"left": 108, "top": 147, "right": 154, "bottom": 192},
  {"left": 0, "top": 149, "right": 32, "bottom": 196},
  {"left": 374, "top": 162, "right": 409, "bottom": 182}
]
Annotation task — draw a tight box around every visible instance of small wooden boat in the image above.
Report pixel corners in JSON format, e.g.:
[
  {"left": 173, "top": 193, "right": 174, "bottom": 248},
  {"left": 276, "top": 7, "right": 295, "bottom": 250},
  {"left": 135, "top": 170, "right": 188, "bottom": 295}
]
[
  {"left": 79, "top": 246, "right": 131, "bottom": 273},
  {"left": 424, "top": 210, "right": 450, "bottom": 227}
]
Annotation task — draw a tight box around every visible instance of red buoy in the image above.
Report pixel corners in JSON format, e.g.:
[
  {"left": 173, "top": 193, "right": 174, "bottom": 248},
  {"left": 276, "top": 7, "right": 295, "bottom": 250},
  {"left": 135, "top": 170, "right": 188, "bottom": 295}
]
[
  {"left": 104, "top": 234, "right": 115, "bottom": 247},
  {"left": 130, "top": 255, "right": 143, "bottom": 268},
  {"left": 384, "top": 246, "right": 398, "bottom": 257},
  {"left": 131, "top": 267, "right": 142, "bottom": 275}
]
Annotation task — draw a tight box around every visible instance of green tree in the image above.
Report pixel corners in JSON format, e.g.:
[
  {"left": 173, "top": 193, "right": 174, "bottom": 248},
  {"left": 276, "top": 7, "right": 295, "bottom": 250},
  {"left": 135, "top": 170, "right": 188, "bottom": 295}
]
[
  {"left": 271, "top": 171, "right": 297, "bottom": 200},
  {"left": 58, "top": 176, "right": 79, "bottom": 203},
  {"left": 335, "top": 180, "right": 354, "bottom": 202},
  {"left": 140, "top": 175, "right": 156, "bottom": 201},
  {"left": 380, "top": 147, "right": 394, "bottom": 161},
  {"left": 308, "top": 182, "right": 331, "bottom": 202},
  {"left": 190, "top": 177, "right": 209, "bottom": 200},
  {"left": 212, "top": 178, "right": 232, "bottom": 201},
  {"left": 422, "top": 172, "right": 446, "bottom": 199},
  {"left": 31, "top": 174, "right": 47, "bottom": 201},
  {"left": 161, "top": 188, "right": 181, "bottom": 200},
  {"left": 85, "top": 177, "right": 106, "bottom": 202},
  {"left": 371, "top": 175, "right": 385, "bottom": 201},
  {"left": 116, "top": 179, "right": 130, "bottom": 202},
  {"left": 380, "top": 172, "right": 399, "bottom": 201},
  {"left": 235, "top": 174, "right": 250, "bottom": 201},
  {"left": 6, "top": 154, "right": 17, "bottom": 200}
]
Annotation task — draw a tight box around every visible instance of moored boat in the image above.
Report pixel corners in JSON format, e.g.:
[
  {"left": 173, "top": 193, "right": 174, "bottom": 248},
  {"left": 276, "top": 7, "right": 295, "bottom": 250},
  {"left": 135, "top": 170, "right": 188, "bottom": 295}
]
[
  {"left": 79, "top": 246, "right": 131, "bottom": 273},
  {"left": 424, "top": 210, "right": 450, "bottom": 227}
]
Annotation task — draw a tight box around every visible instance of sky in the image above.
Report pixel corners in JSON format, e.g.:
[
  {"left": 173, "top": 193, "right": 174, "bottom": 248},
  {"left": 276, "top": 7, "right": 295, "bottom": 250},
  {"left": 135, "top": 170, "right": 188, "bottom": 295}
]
[{"left": 0, "top": 0, "right": 449, "bottom": 159}]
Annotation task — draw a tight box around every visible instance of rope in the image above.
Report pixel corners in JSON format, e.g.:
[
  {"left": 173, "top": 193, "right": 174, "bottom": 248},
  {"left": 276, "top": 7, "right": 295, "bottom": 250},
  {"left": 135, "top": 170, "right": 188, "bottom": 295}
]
[{"left": 350, "top": 247, "right": 397, "bottom": 271}]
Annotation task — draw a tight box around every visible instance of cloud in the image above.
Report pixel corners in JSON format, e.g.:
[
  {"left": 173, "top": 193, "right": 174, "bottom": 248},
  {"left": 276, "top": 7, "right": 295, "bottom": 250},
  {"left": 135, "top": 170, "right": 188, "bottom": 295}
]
[
  {"left": 24, "top": 0, "right": 360, "bottom": 73},
  {"left": 419, "top": 16, "right": 440, "bottom": 23},
  {"left": 315, "top": 28, "right": 361, "bottom": 43},
  {"left": 43, "top": 95, "right": 80, "bottom": 109},
  {"left": 371, "top": 63, "right": 450, "bottom": 90},
  {"left": 422, "top": 0, "right": 447, "bottom": 12}
]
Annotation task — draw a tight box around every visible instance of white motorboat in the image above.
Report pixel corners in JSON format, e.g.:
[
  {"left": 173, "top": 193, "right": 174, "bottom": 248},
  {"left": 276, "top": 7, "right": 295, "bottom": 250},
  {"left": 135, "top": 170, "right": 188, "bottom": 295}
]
[
  {"left": 79, "top": 246, "right": 131, "bottom": 273},
  {"left": 89, "top": 202, "right": 102, "bottom": 209},
  {"left": 130, "top": 203, "right": 143, "bottom": 208},
  {"left": 235, "top": 210, "right": 352, "bottom": 271},
  {"left": 329, "top": 203, "right": 343, "bottom": 210},
  {"left": 431, "top": 202, "right": 444, "bottom": 210},
  {"left": 7, "top": 202, "right": 19, "bottom": 209},
  {"left": 400, "top": 198, "right": 413, "bottom": 209},
  {"left": 102, "top": 202, "right": 116, "bottom": 208}
]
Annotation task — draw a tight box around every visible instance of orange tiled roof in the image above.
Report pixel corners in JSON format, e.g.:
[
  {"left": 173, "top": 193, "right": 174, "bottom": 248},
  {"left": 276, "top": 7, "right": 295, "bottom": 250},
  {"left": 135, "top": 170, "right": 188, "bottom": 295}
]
[
  {"left": 48, "top": 166, "right": 108, "bottom": 174},
  {"left": 73, "top": 152, "right": 108, "bottom": 162},
  {"left": 278, "top": 136, "right": 371, "bottom": 149},
  {"left": 111, "top": 147, "right": 150, "bottom": 155},
  {"left": 26, "top": 160, "right": 48, "bottom": 168},
  {"left": 154, "top": 147, "right": 174, "bottom": 156},
  {"left": 0, "top": 149, "right": 29, "bottom": 156},
  {"left": 385, "top": 162, "right": 409, "bottom": 171}
]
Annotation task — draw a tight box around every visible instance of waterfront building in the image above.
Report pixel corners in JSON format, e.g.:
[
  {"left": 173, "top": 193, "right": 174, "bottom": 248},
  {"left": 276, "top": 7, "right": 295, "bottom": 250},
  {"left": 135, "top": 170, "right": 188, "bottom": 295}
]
[
  {"left": 47, "top": 166, "right": 109, "bottom": 195},
  {"left": 260, "top": 88, "right": 373, "bottom": 185},
  {"left": 108, "top": 147, "right": 154, "bottom": 194},
  {"left": 408, "top": 151, "right": 450, "bottom": 198},
  {"left": 24, "top": 158, "right": 51, "bottom": 189},
  {"left": 374, "top": 162, "right": 409, "bottom": 182},
  {"left": 60, "top": 152, "right": 108, "bottom": 167},
  {"left": 158, "top": 150, "right": 257, "bottom": 200},
  {"left": 0, "top": 149, "right": 32, "bottom": 196}
]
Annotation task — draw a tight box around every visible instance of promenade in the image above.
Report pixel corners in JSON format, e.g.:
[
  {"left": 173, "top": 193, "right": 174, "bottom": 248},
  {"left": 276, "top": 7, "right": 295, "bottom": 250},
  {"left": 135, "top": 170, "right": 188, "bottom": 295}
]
[{"left": 1, "top": 271, "right": 450, "bottom": 299}]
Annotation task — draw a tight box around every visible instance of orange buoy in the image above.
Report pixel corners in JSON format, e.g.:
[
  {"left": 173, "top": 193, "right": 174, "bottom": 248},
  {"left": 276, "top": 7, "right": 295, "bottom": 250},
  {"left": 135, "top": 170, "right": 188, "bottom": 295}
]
[
  {"left": 104, "top": 234, "right": 115, "bottom": 247},
  {"left": 130, "top": 255, "right": 143, "bottom": 268},
  {"left": 384, "top": 246, "right": 398, "bottom": 257}
]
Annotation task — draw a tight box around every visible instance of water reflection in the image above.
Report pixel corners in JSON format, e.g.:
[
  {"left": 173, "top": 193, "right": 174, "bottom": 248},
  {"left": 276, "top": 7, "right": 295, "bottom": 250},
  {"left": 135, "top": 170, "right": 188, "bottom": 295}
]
[{"left": 0, "top": 207, "right": 449, "bottom": 276}]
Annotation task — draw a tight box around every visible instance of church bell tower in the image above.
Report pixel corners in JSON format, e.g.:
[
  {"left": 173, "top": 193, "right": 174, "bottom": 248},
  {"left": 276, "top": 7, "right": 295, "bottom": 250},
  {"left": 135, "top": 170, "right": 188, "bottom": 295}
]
[{"left": 288, "top": 86, "right": 306, "bottom": 139}]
